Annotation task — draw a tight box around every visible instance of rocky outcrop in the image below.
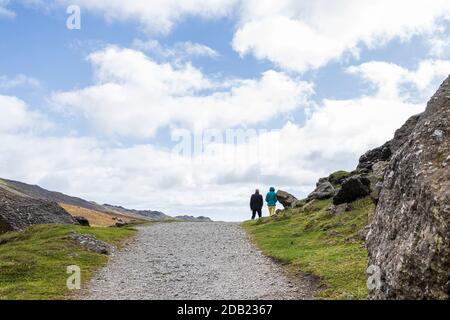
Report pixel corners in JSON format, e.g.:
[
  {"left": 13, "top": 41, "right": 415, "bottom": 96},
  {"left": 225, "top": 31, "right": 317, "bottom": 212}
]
[
  {"left": 277, "top": 190, "right": 298, "bottom": 208},
  {"left": 366, "top": 76, "right": 450, "bottom": 300},
  {"left": 0, "top": 188, "right": 79, "bottom": 233},
  {"left": 357, "top": 114, "right": 421, "bottom": 172},
  {"left": 333, "top": 175, "right": 371, "bottom": 205},
  {"left": 357, "top": 142, "right": 392, "bottom": 172},
  {"left": 307, "top": 179, "right": 336, "bottom": 201},
  {"left": 0, "top": 178, "right": 110, "bottom": 214}
]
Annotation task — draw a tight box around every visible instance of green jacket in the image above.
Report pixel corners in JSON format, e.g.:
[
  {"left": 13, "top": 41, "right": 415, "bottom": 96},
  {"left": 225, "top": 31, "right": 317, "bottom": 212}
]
[{"left": 265, "top": 187, "right": 277, "bottom": 207}]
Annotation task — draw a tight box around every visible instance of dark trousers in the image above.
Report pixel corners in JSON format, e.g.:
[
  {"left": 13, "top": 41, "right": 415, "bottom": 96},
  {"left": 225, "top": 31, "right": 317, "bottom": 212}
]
[{"left": 251, "top": 208, "right": 262, "bottom": 219}]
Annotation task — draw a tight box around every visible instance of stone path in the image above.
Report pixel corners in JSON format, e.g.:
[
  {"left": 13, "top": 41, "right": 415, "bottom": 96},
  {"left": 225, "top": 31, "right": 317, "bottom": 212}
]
[{"left": 82, "top": 222, "right": 315, "bottom": 300}]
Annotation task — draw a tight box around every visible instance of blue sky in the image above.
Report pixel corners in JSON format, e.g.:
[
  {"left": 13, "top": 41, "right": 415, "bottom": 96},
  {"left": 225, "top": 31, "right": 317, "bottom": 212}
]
[{"left": 0, "top": 1, "right": 449, "bottom": 221}]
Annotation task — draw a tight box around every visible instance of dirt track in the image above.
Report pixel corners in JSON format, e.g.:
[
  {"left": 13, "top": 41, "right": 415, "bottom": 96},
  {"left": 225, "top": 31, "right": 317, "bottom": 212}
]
[{"left": 83, "top": 222, "right": 315, "bottom": 300}]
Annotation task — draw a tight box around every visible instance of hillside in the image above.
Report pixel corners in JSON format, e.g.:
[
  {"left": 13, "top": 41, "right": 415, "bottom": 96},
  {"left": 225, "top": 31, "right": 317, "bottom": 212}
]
[
  {"left": 0, "top": 224, "right": 136, "bottom": 299},
  {"left": 244, "top": 76, "right": 449, "bottom": 300},
  {"left": 244, "top": 187, "right": 373, "bottom": 299},
  {"left": 102, "top": 204, "right": 171, "bottom": 221},
  {"left": 0, "top": 178, "right": 212, "bottom": 228},
  {"left": 0, "top": 186, "right": 79, "bottom": 233},
  {"left": 0, "top": 178, "right": 109, "bottom": 213}
]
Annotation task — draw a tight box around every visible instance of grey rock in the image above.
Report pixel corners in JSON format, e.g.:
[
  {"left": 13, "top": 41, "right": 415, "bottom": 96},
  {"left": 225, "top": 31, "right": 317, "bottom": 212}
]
[
  {"left": 369, "top": 182, "right": 384, "bottom": 205},
  {"left": 357, "top": 114, "right": 421, "bottom": 171},
  {"left": 333, "top": 175, "right": 371, "bottom": 205},
  {"left": 366, "top": 76, "right": 450, "bottom": 300},
  {"left": 371, "top": 161, "right": 389, "bottom": 182},
  {"left": 390, "top": 114, "right": 421, "bottom": 152},
  {"left": 0, "top": 188, "right": 79, "bottom": 234},
  {"left": 276, "top": 190, "right": 298, "bottom": 208},
  {"left": 70, "top": 233, "right": 112, "bottom": 255},
  {"left": 307, "top": 180, "right": 336, "bottom": 201},
  {"left": 329, "top": 203, "right": 353, "bottom": 216},
  {"left": 358, "top": 142, "right": 392, "bottom": 171}
]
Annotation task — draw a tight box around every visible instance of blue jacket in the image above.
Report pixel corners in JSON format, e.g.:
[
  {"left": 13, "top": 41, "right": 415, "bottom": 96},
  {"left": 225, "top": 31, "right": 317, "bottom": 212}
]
[{"left": 265, "top": 187, "right": 278, "bottom": 207}]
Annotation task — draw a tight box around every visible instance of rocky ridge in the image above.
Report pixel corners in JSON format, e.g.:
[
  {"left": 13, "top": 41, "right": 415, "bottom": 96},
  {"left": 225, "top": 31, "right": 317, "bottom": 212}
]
[
  {"left": 0, "top": 187, "right": 79, "bottom": 233},
  {"left": 274, "top": 76, "right": 449, "bottom": 299}
]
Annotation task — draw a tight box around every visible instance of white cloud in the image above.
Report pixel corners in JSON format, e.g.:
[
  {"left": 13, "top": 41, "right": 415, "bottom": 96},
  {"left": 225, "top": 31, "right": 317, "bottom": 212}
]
[
  {"left": 0, "top": 95, "right": 48, "bottom": 133},
  {"left": 233, "top": 0, "right": 450, "bottom": 72},
  {"left": 49, "top": 0, "right": 239, "bottom": 34},
  {"left": 428, "top": 34, "right": 450, "bottom": 58},
  {"left": 52, "top": 46, "right": 313, "bottom": 138},
  {"left": 0, "top": 0, "right": 15, "bottom": 18},
  {"left": 347, "top": 59, "right": 450, "bottom": 99},
  {"left": 133, "top": 40, "right": 219, "bottom": 60},
  {"left": 2, "top": 60, "right": 441, "bottom": 221},
  {"left": 0, "top": 74, "right": 40, "bottom": 89}
]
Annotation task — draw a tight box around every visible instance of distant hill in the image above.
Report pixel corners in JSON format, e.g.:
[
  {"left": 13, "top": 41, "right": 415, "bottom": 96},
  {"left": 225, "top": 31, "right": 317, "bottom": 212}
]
[
  {"left": 102, "top": 204, "right": 172, "bottom": 221},
  {"left": 173, "top": 215, "right": 212, "bottom": 222},
  {"left": 0, "top": 178, "right": 212, "bottom": 223},
  {"left": 0, "top": 178, "right": 109, "bottom": 213}
]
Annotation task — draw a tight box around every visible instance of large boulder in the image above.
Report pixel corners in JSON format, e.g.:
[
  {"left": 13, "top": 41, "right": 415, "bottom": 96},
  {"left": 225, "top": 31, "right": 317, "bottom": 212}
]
[
  {"left": 357, "top": 114, "right": 421, "bottom": 172},
  {"left": 366, "top": 76, "right": 450, "bottom": 299},
  {"left": 333, "top": 175, "right": 371, "bottom": 205},
  {"left": 0, "top": 188, "right": 79, "bottom": 233},
  {"left": 390, "top": 113, "right": 421, "bottom": 152},
  {"left": 307, "top": 179, "right": 336, "bottom": 200},
  {"left": 357, "top": 142, "right": 392, "bottom": 172},
  {"left": 276, "top": 190, "right": 298, "bottom": 208}
]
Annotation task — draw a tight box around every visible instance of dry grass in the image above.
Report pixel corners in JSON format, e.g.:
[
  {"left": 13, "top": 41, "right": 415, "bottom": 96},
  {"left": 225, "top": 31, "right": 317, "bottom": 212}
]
[{"left": 60, "top": 203, "right": 132, "bottom": 227}]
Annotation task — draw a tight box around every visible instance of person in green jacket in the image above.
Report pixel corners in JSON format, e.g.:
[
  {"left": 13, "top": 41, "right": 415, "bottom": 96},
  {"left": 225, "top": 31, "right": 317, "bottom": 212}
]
[{"left": 265, "top": 187, "right": 277, "bottom": 217}]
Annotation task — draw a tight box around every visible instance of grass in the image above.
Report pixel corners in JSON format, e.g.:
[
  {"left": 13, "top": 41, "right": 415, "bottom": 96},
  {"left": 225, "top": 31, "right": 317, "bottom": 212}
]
[
  {"left": 0, "top": 224, "right": 136, "bottom": 300},
  {"left": 242, "top": 197, "right": 374, "bottom": 300},
  {"left": 328, "top": 170, "right": 351, "bottom": 186}
]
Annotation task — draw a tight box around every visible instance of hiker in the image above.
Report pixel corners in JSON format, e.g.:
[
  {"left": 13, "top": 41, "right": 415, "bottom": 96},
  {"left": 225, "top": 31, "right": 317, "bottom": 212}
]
[
  {"left": 265, "top": 187, "right": 277, "bottom": 217},
  {"left": 249, "top": 189, "right": 263, "bottom": 219}
]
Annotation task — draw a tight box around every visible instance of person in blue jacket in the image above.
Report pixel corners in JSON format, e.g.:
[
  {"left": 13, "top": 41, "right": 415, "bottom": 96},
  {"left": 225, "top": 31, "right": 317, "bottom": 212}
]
[{"left": 265, "top": 187, "right": 277, "bottom": 217}]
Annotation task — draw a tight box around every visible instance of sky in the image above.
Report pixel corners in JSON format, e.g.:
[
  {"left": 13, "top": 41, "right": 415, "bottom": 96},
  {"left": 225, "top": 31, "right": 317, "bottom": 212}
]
[{"left": 0, "top": 0, "right": 449, "bottom": 221}]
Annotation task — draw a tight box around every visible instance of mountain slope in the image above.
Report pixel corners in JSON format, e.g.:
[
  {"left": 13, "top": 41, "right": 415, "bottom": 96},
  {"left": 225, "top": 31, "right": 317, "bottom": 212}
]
[
  {"left": 0, "top": 187, "right": 78, "bottom": 233},
  {"left": 0, "top": 178, "right": 109, "bottom": 213},
  {"left": 102, "top": 204, "right": 171, "bottom": 221},
  {"left": 0, "top": 178, "right": 211, "bottom": 224}
]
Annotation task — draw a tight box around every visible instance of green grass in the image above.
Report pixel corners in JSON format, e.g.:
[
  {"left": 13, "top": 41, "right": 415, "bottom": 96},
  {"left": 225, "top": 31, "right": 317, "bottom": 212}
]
[
  {"left": 328, "top": 170, "right": 351, "bottom": 186},
  {"left": 243, "top": 197, "right": 374, "bottom": 300},
  {"left": 0, "top": 224, "right": 136, "bottom": 300}
]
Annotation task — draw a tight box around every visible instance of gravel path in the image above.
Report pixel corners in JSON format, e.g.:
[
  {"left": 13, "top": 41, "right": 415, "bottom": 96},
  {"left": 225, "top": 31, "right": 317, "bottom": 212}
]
[{"left": 83, "top": 222, "right": 315, "bottom": 300}]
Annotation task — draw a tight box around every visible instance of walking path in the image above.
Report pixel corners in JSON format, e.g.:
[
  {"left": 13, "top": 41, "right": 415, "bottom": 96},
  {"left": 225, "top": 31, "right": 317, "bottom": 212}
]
[{"left": 83, "top": 222, "right": 315, "bottom": 300}]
